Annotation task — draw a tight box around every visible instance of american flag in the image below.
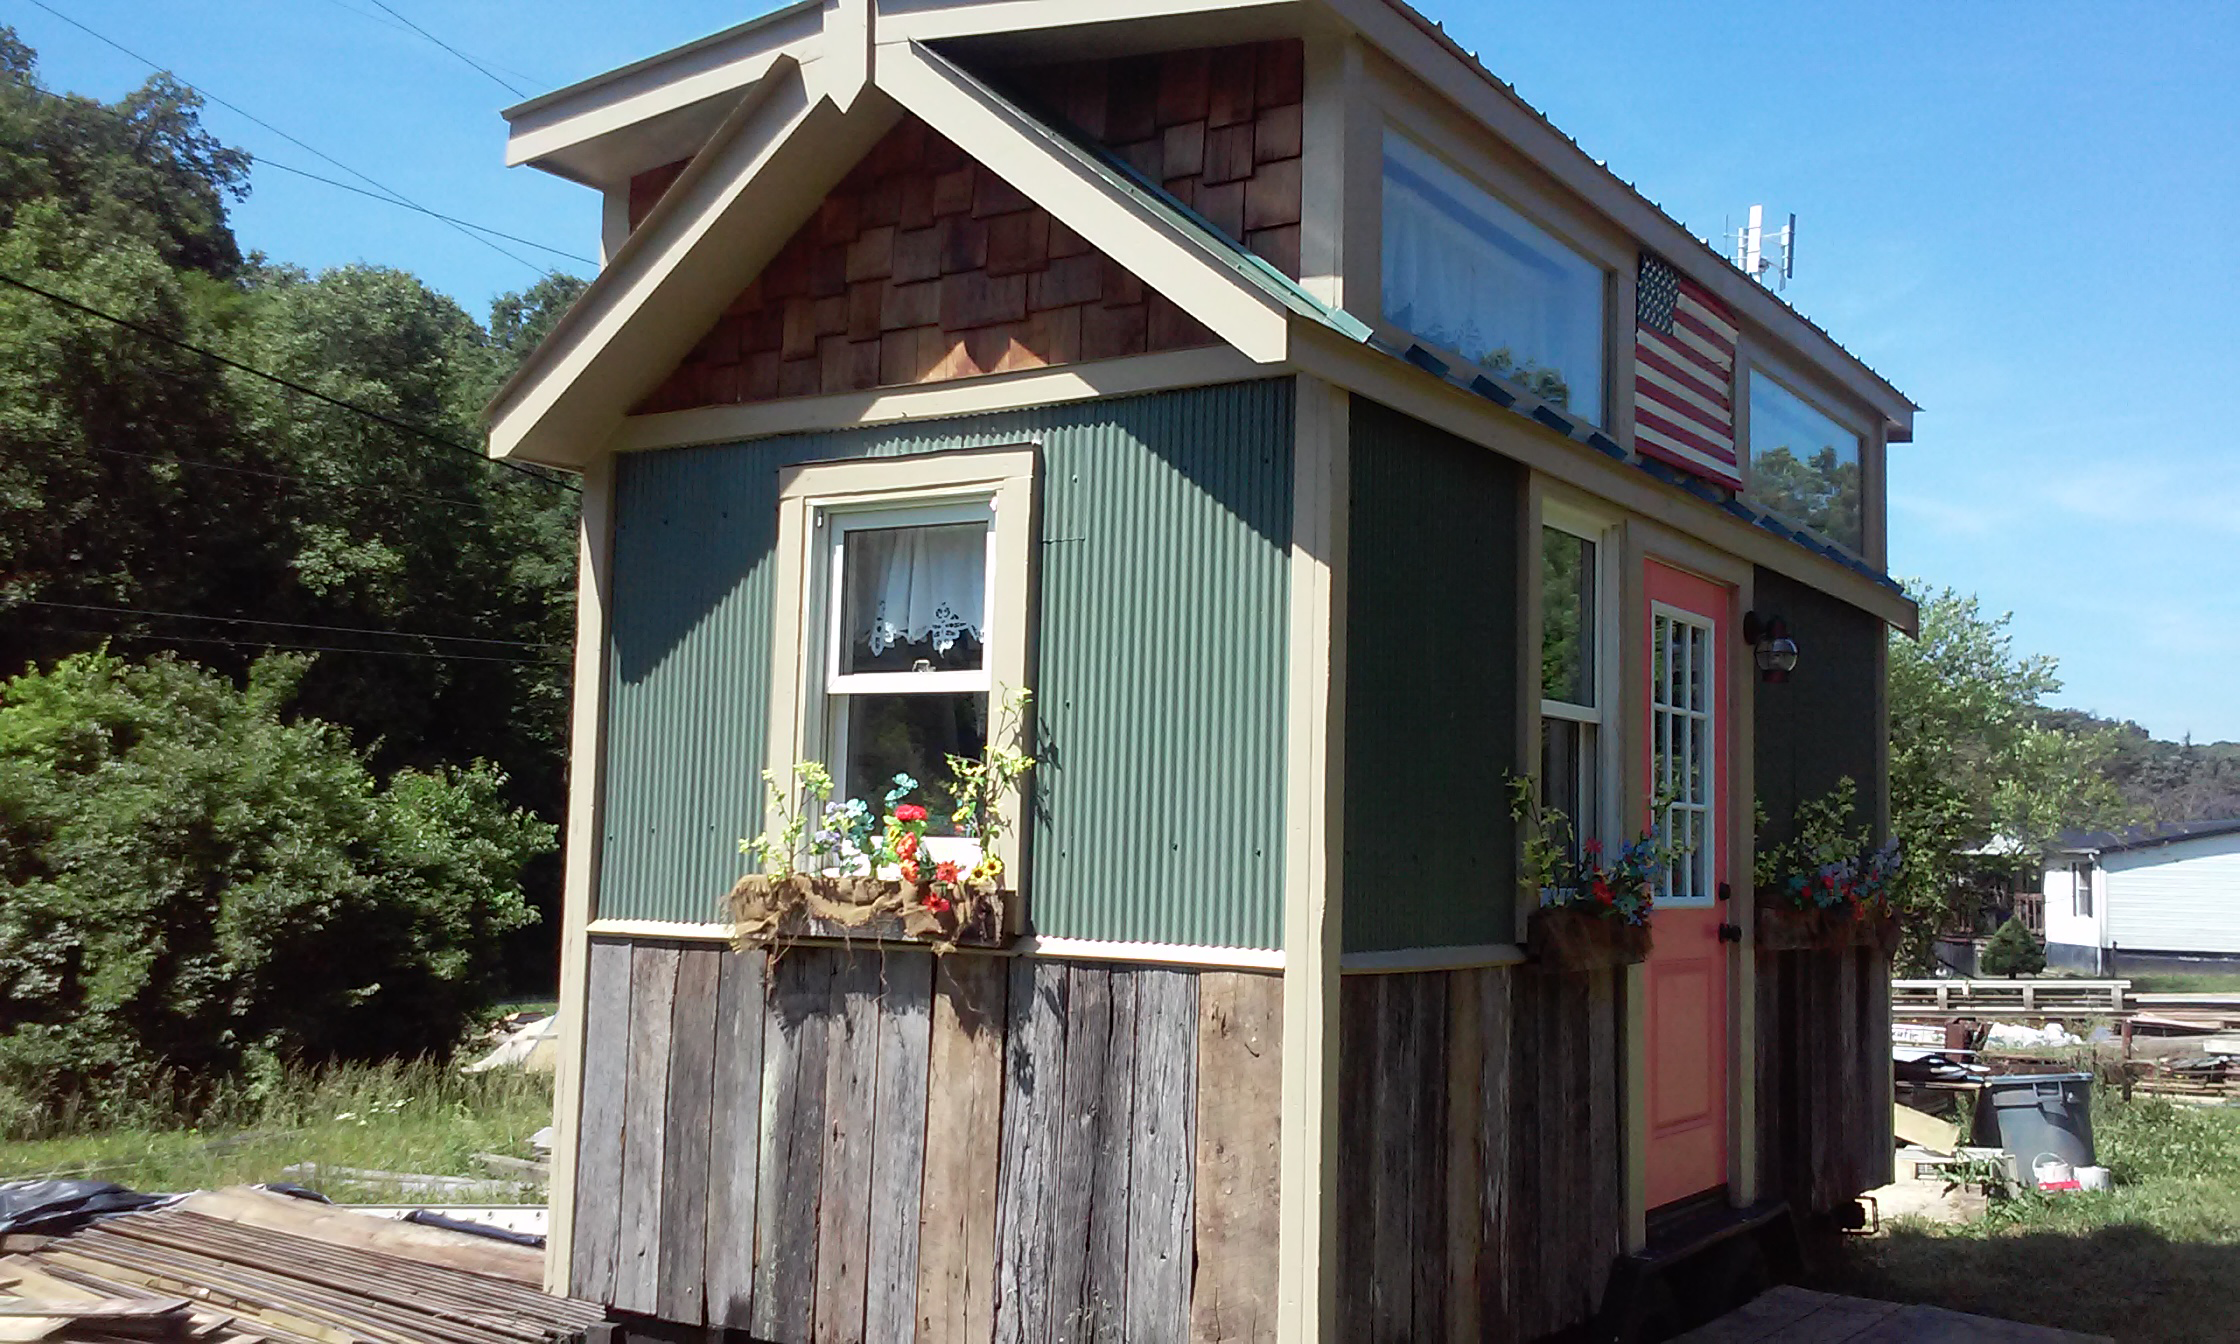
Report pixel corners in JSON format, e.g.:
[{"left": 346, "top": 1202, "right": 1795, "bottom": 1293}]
[{"left": 1634, "top": 253, "right": 1740, "bottom": 487}]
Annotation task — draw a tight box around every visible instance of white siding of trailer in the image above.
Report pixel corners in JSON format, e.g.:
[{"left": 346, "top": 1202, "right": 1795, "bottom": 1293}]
[
  {"left": 2104, "top": 831, "right": 2240, "bottom": 955},
  {"left": 2043, "top": 862, "right": 2102, "bottom": 951}
]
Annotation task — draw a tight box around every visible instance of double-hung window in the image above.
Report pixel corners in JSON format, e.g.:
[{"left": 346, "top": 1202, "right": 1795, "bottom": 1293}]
[
  {"left": 2073, "top": 862, "right": 2094, "bottom": 918},
  {"left": 771, "top": 448, "right": 1038, "bottom": 876},
  {"left": 824, "top": 504, "right": 993, "bottom": 845},
  {"left": 1540, "top": 520, "right": 1610, "bottom": 854}
]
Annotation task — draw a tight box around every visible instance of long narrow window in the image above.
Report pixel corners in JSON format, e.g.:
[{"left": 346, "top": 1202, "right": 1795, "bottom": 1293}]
[
  {"left": 1382, "top": 132, "right": 1607, "bottom": 423},
  {"left": 1651, "top": 606, "right": 1716, "bottom": 903},
  {"left": 1541, "top": 525, "right": 1604, "bottom": 852}
]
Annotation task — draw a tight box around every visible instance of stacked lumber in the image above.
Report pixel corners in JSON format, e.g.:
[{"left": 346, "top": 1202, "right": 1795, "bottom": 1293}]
[{"left": 1, "top": 1197, "right": 600, "bottom": 1344}]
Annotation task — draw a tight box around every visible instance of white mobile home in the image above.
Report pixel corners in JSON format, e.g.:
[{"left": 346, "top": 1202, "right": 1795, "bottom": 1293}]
[{"left": 2044, "top": 820, "right": 2240, "bottom": 973}]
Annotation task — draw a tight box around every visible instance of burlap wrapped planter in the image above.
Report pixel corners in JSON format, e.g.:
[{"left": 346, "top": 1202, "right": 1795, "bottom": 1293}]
[
  {"left": 727, "top": 873, "right": 1013, "bottom": 951},
  {"left": 1527, "top": 906, "right": 1652, "bottom": 971},
  {"left": 1757, "top": 905, "right": 1901, "bottom": 957}
]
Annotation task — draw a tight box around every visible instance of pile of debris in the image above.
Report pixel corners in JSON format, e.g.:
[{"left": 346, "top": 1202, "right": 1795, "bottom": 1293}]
[{"left": 0, "top": 1186, "right": 599, "bottom": 1344}]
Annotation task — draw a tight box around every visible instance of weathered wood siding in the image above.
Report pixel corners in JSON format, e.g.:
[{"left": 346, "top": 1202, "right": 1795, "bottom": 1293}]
[
  {"left": 571, "top": 938, "right": 1282, "bottom": 1344},
  {"left": 1335, "top": 963, "right": 1626, "bottom": 1341},
  {"left": 1754, "top": 946, "right": 1893, "bottom": 1214}
]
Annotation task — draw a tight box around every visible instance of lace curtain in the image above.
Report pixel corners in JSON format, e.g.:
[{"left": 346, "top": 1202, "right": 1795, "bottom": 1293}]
[
  {"left": 846, "top": 525, "right": 986, "bottom": 656},
  {"left": 1381, "top": 134, "right": 1604, "bottom": 422}
]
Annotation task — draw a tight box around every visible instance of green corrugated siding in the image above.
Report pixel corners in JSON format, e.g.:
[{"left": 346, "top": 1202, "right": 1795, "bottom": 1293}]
[
  {"left": 600, "top": 380, "right": 1293, "bottom": 948},
  {"left": 1752, "top": 565, "right": 1887, "bottom": 850},
  {"left": 1342, "top": 397, "right": 1521, "bottom": 953}
]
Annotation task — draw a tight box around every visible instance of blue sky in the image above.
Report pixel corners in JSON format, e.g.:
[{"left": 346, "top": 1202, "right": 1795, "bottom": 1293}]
[{"left": 14, "top": 1, "right": 2237, "bottom": 741}]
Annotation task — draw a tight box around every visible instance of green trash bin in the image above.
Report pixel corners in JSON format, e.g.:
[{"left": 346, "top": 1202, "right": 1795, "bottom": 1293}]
[{"left": 1970, "top": 1071, "right": 2096, "bottom": 1185}]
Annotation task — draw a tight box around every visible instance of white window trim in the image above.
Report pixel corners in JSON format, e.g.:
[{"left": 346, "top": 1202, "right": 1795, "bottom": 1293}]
[
  {"left": 767, "top": 446, "right": 1040, "bottom": 892},
  {"left": 1541, "top": 502, "right": 1621, "bottom": 848},
  {"left": 1649, "top": 599, "right": 1718, "bottom": 908}
]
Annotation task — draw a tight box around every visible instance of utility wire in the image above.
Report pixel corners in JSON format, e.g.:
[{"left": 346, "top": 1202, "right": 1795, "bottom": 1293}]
[
  {"left": 255, "top": 157, "right": 594, "bottom": 265},
  {"left": 19, "top": 600, "right": 563, "bottom": 650},
  {"left": 25, "top": 0, "right": 553, "bottom": 278},
  {"left": 362, "top": 0, "right": 526, "bottom": 99},
  {"left": 24, "top": 624, "right": 563, "bottom": 667},
  {"left": 76, "top": 444, "right": 492, "bottom": 512},
  {"left": 14, "top": 80, "right": 588, "bottom": 266},
  {"left": 0, "top": 270, "right": 580, "bottom": 493}
]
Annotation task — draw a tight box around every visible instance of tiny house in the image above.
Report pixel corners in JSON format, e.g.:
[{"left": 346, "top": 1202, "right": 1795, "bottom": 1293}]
[
  {"left": 490, "top": 1, "right": 1916, "bottom": 1339},
  {"left": 2045, "top": 820, "right": 2240, "bottom": 975}
]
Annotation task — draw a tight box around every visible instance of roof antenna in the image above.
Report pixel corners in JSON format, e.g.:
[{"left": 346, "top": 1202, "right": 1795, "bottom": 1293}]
[{"left": 1730, "top": 204, "right": 1796, "bottom": 291}]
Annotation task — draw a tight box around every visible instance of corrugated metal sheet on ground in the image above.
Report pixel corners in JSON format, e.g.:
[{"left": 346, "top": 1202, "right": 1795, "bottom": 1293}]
[{"left": 603, "top": 379, "right": 1294, "bottom": 948}]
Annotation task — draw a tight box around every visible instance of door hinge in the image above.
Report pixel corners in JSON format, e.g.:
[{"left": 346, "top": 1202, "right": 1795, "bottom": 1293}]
[{"left": 1717, "top": 922, "right": 1744, "bottom": 943}]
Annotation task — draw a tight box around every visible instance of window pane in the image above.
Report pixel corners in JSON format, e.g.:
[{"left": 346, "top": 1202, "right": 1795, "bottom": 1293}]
[
  {"left": 1540, "top": 527, "right": 1596, "bottom": 706},
  {"left": 1746, "top": 372, "right": 1863, "bottom": 551},
  {"left": 1541, "top": 717, "right": 1600, "bottom": 855},
  {"left": 840, "top": 691, "right": 988, "bottom": 832},
  {"left": 841, "top": 522, "right": 987, "bottom": 674},
  {"left": 1382, "top": 133, "right": 1606, "bottom": 424}
]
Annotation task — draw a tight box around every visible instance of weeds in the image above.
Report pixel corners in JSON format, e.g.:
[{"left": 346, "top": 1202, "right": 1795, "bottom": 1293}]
[{"left": 0, "top": 1056, "right": 551, "bottom": 1204}]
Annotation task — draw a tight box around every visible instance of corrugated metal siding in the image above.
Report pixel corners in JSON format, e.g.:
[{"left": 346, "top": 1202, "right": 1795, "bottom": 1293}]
[
  {"left": 1341, "top": 397, "right": 1521, "bottom": 953},
  {"left": 2106, "top": 832, "right": 2240, "bottom": 955},
  {"left": 599, "top": 380, "right": 1293, "bottom": 947},
  {"left": 1752, "top": 565, "right": 1886, "bottom": 854}
]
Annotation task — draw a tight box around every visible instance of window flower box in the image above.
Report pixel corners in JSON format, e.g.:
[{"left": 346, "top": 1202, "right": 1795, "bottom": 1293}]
[
  {"left": 1528, "top": 903, "right": 1652, "bottom": 970},
  {"left": 1756, "top": 904, "right": 1900, "bottom": 957},
  {"left": 727, "top": 873, "right": 1013, "bottom": 951}
]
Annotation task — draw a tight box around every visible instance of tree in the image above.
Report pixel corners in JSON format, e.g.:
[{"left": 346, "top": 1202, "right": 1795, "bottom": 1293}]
[
  {"left": 0, "top": 650, "right": 555, "bottom": 1133},
  {"left": 1888, "top": 587, "right": 2131, "bottom": 967},
  {"left": 1979, "top": 914, "right": 2046, "bottom": 978}
]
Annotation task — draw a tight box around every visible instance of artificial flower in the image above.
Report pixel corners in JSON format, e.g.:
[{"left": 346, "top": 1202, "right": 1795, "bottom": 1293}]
[
  {"left": 895, "top": 803, "right": 928, "bottom": 823},
  {"left": 935, "top": 860, "right": 961, "bottom": 884}
]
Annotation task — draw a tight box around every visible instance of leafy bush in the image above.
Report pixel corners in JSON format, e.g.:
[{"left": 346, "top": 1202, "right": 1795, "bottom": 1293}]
[
  {"left": 0, "top": 650, "right": 553, "bottom": 1135},
  {"left": 1979, "top": 913, "right": 2046, "bottom": 978}
]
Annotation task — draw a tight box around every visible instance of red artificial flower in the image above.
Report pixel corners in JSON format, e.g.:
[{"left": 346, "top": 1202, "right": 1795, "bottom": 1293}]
[
  {"left": 897, "top": 832, "right": 920, "bottom": 859},
  {"left": 935, "top": 860, "right": 961, "bottom": 884},
  {"left": 895, "top": 803, "right": 928, "bottom": 823},
  {"left": 922, "top": 892, "right": 952, "bottom": 914},
  {"left": 899, "top": 859, "right": 920, "bottom": 883},
  {"left": 1592, "top": 878, "right": 1614, "bottom": 905},
  {"left": 1585, "top": 838, "right": 1603, "bottom": 856}
]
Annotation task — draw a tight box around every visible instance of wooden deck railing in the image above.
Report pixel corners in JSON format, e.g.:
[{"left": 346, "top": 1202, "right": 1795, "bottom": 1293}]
[{"left": 1890, "top": 978, "right": 2131, "bottom": 1017}]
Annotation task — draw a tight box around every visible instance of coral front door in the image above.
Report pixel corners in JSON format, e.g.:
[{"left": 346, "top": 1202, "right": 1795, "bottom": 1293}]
[{"left": 1643, "top": 561, "right": 1730, "bottom": 1210}]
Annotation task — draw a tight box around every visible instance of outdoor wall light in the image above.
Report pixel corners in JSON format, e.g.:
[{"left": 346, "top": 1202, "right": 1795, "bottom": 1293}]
[{"left": 1743, "top": 611, "right": 1800, "bottom": 683}]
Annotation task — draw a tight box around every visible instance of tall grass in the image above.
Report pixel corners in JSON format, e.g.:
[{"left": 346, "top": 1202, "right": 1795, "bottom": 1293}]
[
  {"left": 1826, "top": 1092, "right": 2240, "bottom": 1342},
  {"left": 0, "top": 1057, "right": 553, "bottom": 1204}
]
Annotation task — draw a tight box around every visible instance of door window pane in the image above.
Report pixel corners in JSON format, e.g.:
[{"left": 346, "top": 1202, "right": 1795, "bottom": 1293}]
[
  {"left": 1541, "top": 528, "right": 1596, "bottom": 706},
  {"left": 1382, "top": 133, "right": 1606, "bottom": 423},
  {"left": 1746, "top": 372, "right": 1863, "bottom": 551},
  {"left": 841, "top": 522, "right": 987, "bottom": 674}
]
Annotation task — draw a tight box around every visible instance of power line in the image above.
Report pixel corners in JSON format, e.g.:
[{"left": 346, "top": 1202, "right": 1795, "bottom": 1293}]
[
  {"left": 11, "top": 81, "right": 590, "bottom": 267},
  {"left": 23, "top": 624, "right": 563, "bottom": 667},
  {"left": 25, "top": 0, "right": 553, "bottom": 278},
  {"left": 362, "top": 0, "right": 526, "bottom": 99},
  {"left": 0, "top": 270, "right": 579, "bottom": 493},
  {"left": 76, "top": 444, "right": 492, "bottom": 511},
  {"left": 255, "top": 157, "right": 593, "bottom": 265},
  {"left": 19, "top": 599, "right": 563, "bottom": 650}
]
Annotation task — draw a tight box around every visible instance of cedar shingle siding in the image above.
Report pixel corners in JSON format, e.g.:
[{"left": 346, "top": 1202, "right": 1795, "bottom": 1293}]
[{"left": 629, "top": 42, "right": 1305, "bottom": 414}]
